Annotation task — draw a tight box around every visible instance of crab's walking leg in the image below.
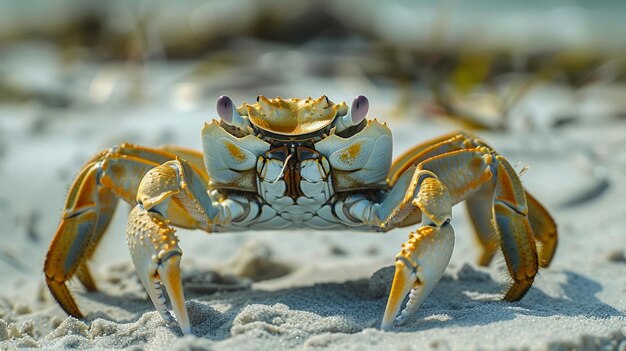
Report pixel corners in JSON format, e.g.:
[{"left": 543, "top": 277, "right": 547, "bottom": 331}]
[
  {"left": 160, "top": 145, "right": 209, "bottom": 181},
  {"left": 465, "top": 182, "right": 499, "bottom": 266},
  {"left": 44, "top": 156, "right": 120, "bottom": 317},
  {"left": 387, "top": 132, "right": 473, "bottom": 186},
  {"left": 44, "top": 144, "right": 205, "bottom": 318},
  {"left": 526, "top": 192, "right": 558, "bottom": 267},
  {"left": 489, "top": 156, "right": 539, "bottom": 299},
  {"left": 388, "top": 132, "right": 557, "bottom": 267},
  {"left": 418, "top": 149, "right": 539, "bottom": 300}
]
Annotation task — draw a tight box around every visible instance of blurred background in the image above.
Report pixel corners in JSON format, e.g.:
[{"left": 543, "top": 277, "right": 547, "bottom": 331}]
[
  {"left": 2, "top": 0, "right": 626, "bottom": 128},
  {"left": 1, "top": 0, "right": 626, "bottom": 309}
]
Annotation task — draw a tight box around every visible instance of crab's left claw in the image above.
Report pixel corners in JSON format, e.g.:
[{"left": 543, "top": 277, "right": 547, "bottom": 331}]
[
  {"left": 381, "top": 224, "right": 455, "bottom": 330},
  {"left": 127, "top": 205, "right": 191, "bottom": 335},
  {"left": 125, "top": 159, "right": 217, "bottom": 336}
]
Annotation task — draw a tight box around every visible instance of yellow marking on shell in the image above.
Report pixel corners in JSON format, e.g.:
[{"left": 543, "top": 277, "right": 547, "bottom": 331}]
[
  {"left": 239, "top": 95, "right": 348, "bottom": 135},
  {"left": 339, "top": 142, "right": 362, "bottom": 163},
  {"left": 224, "top": 140, "right": 246, "bottom": 162}
]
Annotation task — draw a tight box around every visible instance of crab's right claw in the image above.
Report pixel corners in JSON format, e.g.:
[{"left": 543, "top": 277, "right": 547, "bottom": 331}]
[{"left": 381, "top": 224, "right": 455, "bottom": 330}]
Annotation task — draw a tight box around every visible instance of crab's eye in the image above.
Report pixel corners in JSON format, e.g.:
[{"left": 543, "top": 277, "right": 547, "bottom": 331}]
[
  {"left": 333, "top": 95, "right": 369, "bottom": 133},
  {"left": 350, "top": 95, "right": 369, "bottom": 124},
  {"left": 216, "top": 95, "right": 249, "bottom": 130},
  {"left": 217, "top": 95, "right": 234, "bottom": 123}
]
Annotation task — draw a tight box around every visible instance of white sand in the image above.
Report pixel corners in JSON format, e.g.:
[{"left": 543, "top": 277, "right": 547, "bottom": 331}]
[{"left": 0, "top": 55, "right": 625, "bottom": 350}]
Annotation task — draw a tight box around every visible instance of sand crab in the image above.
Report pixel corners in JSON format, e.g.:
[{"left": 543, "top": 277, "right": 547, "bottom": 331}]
[{"left": 44, "top": 95, "right": 557, "bottom": 334}]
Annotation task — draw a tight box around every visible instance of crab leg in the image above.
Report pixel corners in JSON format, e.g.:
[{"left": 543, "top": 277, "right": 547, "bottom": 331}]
[
  {"left": 383, "top": 132, "right": 480, "bottom": 230},
  {"left": 378, "top": 146, "right": 545, "bottom": 328},
  {"left": 45, "top": 158, "right": 119, "bottom": 317},
  {"left": 387, "top": 132, "right": 474, "bottom": 186},
  {"left": 467, "top": 183, "right": 556, "bottom": 268},
  {"left": 44, "top": 150, "right": 162, "bottom": 317},
  {"left": 417, "top": 149, "right": 539, "bottom": 299},
  {"left": 465, "top": 182, "right": 499, "bottom": 266},
  {"left": 387, "top": 132, "right": 557, "bottom": 267},
  {"left": 44, "top": 144, "right": 203, "bottom": 318},
  {"left": 160, "top": 145, "right": 209, "bottom": 181},
  {"left": 526, "top": 191, "right": 558, "bottom": 267},
  {"left": 489, "top": 155, "right": 539, "bottom": 299}
]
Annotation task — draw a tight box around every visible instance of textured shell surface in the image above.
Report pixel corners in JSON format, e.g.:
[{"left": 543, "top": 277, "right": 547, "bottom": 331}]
[{"left": 236, "top": 95, "right": 348, "bottom": 136}]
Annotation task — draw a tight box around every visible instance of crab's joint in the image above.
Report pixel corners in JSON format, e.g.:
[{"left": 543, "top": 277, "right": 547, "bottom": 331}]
[
  {"left": 395, "top": 256, "right": 419, "bottom": 277},
  {"left": 156, "top": 248, "right": 182, "bottom": 262}
]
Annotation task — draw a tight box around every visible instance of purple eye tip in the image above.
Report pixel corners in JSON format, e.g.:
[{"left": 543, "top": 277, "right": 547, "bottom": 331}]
[
  {"left": 217, "top": 95, "right": 233, "bottom": 123},
  {"left": 353, "top": 95, "right": 369, "bottom": 108},
  {"left": 351, "top": 95, "right": 369, "bottom": 123}
]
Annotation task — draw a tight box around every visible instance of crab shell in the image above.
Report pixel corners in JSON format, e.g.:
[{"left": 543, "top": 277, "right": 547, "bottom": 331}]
[{"left": 237, "top": 95, "right": 348, "bottom": 136}]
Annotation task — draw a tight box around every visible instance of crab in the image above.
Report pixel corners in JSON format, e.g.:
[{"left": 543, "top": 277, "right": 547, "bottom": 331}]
[{"left": 44, "top": 95, "right": 557, "bottom": 335}]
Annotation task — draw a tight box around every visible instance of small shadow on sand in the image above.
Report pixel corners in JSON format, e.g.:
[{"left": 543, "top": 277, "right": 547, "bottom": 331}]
[
  {"left": 77, "top": 265, "right": 622, "bottom": 338},
  {"left": 394, "top": 267, "right": 623, "bottom": 332}
]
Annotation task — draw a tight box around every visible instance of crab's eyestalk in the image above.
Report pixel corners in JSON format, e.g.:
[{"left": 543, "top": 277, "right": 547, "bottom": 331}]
[
  {"left": 334, "top": 95, "right": 369, "bottom": 132},
  {"left": 217, "top": 95, "right": 248, "bottom": 129},
  {"left": 381, "top": 224, "right": 455, "bottom": 330}
]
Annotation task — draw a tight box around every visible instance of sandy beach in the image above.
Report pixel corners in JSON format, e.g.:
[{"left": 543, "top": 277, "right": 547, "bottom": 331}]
[{"left": 1, "top": 1, "right": 625, "bottom": 350}]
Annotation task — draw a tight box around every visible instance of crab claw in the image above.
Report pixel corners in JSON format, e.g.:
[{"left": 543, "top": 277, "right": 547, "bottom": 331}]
[
  {"left": 156, "top": 254, "right": 191, "bottom": 335},
  {"left": 381, "top": 224, "right": 455, "bottom": 330},
  {"left": 127, "top": 205, "right": 191, "bottom": 335}
]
